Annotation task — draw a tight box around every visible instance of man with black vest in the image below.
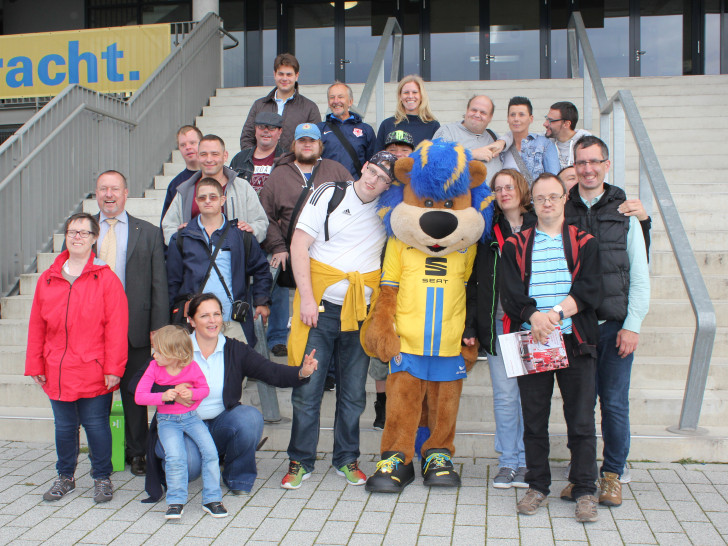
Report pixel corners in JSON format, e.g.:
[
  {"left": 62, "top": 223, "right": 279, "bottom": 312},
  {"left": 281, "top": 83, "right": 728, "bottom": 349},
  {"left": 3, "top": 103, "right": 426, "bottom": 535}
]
[
  {"left": 318, "top": 82, "right": 375, "bottom": 179},
  {"left": 564, "top": 135, "right": 650, "bottom": 508}
]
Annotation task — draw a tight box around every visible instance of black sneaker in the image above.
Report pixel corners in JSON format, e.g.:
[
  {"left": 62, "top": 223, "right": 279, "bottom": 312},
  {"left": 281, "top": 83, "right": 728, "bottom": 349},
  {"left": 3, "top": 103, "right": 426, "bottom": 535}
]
[
  {"left": 324, "top": 375, "right": 335, "bottom": 391},
  {"left": 43, "top": 475, "right": 75, "bottom": 501},
  {"left": 421, "top": 448, "right": 461, "bottom": 487},
  {"left": 365, "top": 451, "right": 414, "bottom": 493},
  {"left": 373, "top": 399, "right": 386, "bottom": 431},
  {"left": 93, "top": 478, "right": 113, "bottom": 503},
  {"left": 165, "top": 504, "right": 184, "bottom": 519},
  {"left": 203, "top": 502, "right": 228, "bottom": 518},
  {"left": 271, "top": 344, "right": 288, "bottom": 357}
]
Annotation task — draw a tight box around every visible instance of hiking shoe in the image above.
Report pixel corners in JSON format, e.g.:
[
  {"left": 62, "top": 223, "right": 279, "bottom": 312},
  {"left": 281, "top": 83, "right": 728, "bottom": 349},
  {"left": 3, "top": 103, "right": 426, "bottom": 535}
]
[
  {"left": 365, "top": 451, "right": 414, "bottom": 493},
  {"left": 281, "top": 460, "right": 311, "bottom": 489},
  {"left": 422, "top": 448, "right": 460, "bottom": 487},
  {"left": 203, "top": 502, "right": 228, "bottom": 518},
  {"left": 43, "top": 475, "right": 75, "bottom": 501},
  {"left": 493, "top": 467, "right": 516, "bottom": 489},
  {"left": 598, "top": 472, "right": 622, "bottom": 506},
  {"left": 336, "top": 461, "right": 366, "bottom": 485},
  {"left": 271, "top": 344, "right": 287, "bottom": 357},
  {"left": 517, "top": 489, "right": 548, "bottom": 515},
  {"left": 165, "top": 504, "right": 184, "bottom": 519},
  {"left": 373, "top": 400, "right": 386, "bottom": 431},
  {"left": 619, "top": 465, "right": 632, "bottom": 484},
  {"left": 560, "top": 482, "right": 575, "bottom": 502},
  {"left": 575, "top": 494, "right": 599, "bottom": 522},
  {"left": 512, "top": 467, "right": 528, "bottom": 488},
  {"left": 93, "top": 478, "right": 113, "bottom": 503}
]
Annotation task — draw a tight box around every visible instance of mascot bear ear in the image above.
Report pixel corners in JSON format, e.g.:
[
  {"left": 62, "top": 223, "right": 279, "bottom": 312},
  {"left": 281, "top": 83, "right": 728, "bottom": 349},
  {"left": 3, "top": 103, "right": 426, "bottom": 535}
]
[
  {"left": 394, "top": 157, "right": 415, "bottom": 186},
  {"left": 468, "top": 160, "right": 487, "bottom": 188}
]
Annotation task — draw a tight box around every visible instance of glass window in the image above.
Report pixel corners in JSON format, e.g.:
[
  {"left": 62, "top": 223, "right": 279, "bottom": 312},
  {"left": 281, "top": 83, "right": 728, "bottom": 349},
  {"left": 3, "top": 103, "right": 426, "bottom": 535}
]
[
  {"left": 293, "top": 3, "right": 335, "bottom": 85},
  {"left": 490, "top": 2, "right": 540, "bottom": 80},
  {"left": 582, "top": 0, "right": 630, "bottom": 77},
  {"left": 640, "top": 0, "right": 682, "bottom": 76},
  {"left": 549, "top": 0, "right": 572, "bottom": 79},
  {"left": 431, "top": 0, "right": 479, "bottom": 81},
  {"left": 705, "top": 0, "right": 722, "bottom": 75},
  {"left": 345, "top": 1, "right": 393, "bottom": 84},
  {"left": 262, "top": 0, "right": 278, "bottom": 87}
]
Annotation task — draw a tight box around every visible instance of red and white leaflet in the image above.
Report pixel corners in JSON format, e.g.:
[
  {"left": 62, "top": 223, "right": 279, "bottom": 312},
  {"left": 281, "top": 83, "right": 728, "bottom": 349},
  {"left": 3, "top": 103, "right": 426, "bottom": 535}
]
[{"left": 498, "top": 327, "right": 569, "bottom": 378}]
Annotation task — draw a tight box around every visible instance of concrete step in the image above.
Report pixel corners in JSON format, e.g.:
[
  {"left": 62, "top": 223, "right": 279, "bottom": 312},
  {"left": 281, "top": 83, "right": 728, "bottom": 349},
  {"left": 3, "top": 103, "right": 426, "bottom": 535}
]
[
  {"left": 0, "top": 295, "right": 33, "bottom": 319},
  {"left": 650, "top": 230, "right": 728, "bottom": 252},
  {"left": 642, "top": 300, "right": 728, "bottom": 328},
  {"left": 651, "top": 275, "right": 727, "bottom": 300},
  {"left": 0, "top": 346, "right": 27, "bottom": 375},
  {"left": 19, "top": 273, "right": 40, "bottom": 296},
  {"left": 83, "top": 197, "right": 163, "bottom": 219},
  {"left": 650, "top": 251, "right": 725, "bottom": 277},
  {"left": 0, "top": 320, "right": 28, "bottom": 346},
  {"left": 0, "top": 375, "right": 48, "bottom": 407},
  {"left": 637, "top": 326, "right": 728, "bottom": 357}
]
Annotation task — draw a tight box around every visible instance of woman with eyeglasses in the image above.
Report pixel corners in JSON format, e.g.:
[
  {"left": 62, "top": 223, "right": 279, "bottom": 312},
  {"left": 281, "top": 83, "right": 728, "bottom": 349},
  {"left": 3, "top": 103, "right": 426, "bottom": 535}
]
[
  {"left": 463, "top": 169, "right": 536, "bottom": 489},
  {"left": 25, "top": 212, "right": 128, "bottom": 504}
]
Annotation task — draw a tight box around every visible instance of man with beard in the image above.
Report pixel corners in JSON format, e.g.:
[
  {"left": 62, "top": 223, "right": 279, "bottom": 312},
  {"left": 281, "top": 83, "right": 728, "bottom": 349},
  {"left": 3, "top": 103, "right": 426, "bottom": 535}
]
[{"left": 258, "top": 123, "right": 351, "bottom": 356}]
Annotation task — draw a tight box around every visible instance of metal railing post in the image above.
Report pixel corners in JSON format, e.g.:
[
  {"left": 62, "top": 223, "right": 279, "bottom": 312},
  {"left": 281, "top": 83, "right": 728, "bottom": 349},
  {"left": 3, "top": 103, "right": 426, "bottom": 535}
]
[
  {"left": 612, "top": 101, "right": 626, "bottom": 190},
  {"left": 356, "top": 17, "right": 402, "bottom": 120}
]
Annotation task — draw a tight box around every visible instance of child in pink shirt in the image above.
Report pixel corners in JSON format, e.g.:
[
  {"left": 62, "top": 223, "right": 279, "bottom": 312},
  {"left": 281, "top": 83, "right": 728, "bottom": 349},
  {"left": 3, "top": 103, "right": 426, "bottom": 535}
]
[{"left": 135, "top": 326, "right": 227, "bottom": 520}]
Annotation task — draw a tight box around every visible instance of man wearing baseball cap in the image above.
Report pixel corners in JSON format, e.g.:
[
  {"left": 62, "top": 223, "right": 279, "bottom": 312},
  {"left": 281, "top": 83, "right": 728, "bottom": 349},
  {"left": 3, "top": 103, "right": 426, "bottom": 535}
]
[
  {"left": 384, "top": 130, "right": 415, "bottom": 159},
  {"left": 230, "top": 111, "right": 285, "bottom": 194}
]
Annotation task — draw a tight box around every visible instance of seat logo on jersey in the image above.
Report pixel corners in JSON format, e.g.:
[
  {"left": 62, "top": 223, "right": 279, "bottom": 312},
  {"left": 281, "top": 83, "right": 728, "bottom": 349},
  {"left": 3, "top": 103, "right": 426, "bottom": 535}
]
[{"left": 424, "top": 257, "right": 447, "bottom": 276}]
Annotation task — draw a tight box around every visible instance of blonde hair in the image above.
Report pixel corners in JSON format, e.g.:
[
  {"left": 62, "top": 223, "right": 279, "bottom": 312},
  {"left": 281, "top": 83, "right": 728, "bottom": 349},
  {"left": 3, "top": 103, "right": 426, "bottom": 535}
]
[
  {"left": 394, "top": 75, "right": 437, "bottom": 124},
  {"left": 152, "top": 325, "right": 194, "bottom": 367}
]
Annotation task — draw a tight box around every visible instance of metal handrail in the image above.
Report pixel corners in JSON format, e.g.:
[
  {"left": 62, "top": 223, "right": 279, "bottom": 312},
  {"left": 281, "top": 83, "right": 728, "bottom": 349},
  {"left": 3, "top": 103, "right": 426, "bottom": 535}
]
[
  {"left": 568, "top": 12, "right": 716, "bottom": 433},
  {"left": 0, "top": 13, "right": 224, "bottom": 296},
  {"left": 356, "top": 17, "right": 403, "bottom": 126}
]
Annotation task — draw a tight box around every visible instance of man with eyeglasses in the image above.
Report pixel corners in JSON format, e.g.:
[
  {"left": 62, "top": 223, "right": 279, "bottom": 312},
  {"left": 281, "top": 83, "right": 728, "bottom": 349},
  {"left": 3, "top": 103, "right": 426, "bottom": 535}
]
[
  {"left": 167, "top": 177, "right": 272, "bottom": 346},
  {"left": 162, "top": 134, "right": 268, "bottom": 246},
  {"left": 500, "top": 173, "right": 602, "bottom": 523},
  {"left": 281, "top": 151, "right": 397, "bottom": 490},
  {"left": 229, "top": 112, "right": 285, "bottom": 194},
  {"left": 542, "top": 102, "right": 592, "bottom": 170},
  {"left": 562, "top": 135, "right": 650, "bottom": 509},
  {"left": 258, "top": 123, "right": 352, "bottom": 357}
]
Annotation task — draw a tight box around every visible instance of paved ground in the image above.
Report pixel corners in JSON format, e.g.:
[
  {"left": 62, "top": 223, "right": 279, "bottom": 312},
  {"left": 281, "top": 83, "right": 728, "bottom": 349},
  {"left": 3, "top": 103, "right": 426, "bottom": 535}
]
[{"left": 0, "top": 440, "right": 726, "bottom": 545}]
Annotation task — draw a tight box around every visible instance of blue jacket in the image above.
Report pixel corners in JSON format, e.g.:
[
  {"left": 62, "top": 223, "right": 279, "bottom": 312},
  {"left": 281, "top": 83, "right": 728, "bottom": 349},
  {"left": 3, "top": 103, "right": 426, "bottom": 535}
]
[
  {"left": 318, "top": 112, "right": 376, "bottom": 178},
  {"left": 167, "top": 217, "right": 273, "bottom": 345}
]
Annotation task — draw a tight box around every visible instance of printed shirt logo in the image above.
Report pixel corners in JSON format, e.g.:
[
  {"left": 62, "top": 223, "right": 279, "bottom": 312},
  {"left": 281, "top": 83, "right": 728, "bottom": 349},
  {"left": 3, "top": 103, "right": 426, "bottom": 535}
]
[
  {"left": 424, "top": 257, "right": 447, "bottom": 276},
  {"left": 352, "top": 128, "right": 364, "bottom": 137},
  {"left": 323, "top": 131, "right": 332, "bottom": 135},
  {"left": 393, "top": 354, "right": 403, "bottom": 366},
  {"left": 342, "top": 209, "right": 351, "bottom": 215}
]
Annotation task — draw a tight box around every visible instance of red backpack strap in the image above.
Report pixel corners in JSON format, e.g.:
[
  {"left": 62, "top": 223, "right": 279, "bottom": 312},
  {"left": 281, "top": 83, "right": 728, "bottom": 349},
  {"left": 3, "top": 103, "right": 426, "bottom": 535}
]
[{"left": 494, "top": 224, "right": 506, "bottom": 250}]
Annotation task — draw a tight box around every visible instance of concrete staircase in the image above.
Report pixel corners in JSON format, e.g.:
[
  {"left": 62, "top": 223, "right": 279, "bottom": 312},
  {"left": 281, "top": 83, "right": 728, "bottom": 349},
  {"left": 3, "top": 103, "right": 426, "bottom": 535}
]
[{"left": 1, "top": 75, "right": 727, "bottom": 463}]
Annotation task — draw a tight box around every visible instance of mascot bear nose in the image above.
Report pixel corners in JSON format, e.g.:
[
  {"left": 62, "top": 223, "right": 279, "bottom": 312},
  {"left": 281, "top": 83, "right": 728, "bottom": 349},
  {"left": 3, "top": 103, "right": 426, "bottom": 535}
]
[{"left": 419, "top": 211, "right": 458, "bottom": 240}]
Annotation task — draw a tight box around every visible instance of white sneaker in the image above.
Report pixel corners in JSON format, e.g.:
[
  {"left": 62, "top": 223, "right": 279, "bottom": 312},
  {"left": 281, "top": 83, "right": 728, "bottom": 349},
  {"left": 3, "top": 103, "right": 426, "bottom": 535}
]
[
  {"left": 619, "top": 464, "right": 631, "bottom": 484},
  {"left": 563, "top": 462, "right": 571, "bottom": 480}
]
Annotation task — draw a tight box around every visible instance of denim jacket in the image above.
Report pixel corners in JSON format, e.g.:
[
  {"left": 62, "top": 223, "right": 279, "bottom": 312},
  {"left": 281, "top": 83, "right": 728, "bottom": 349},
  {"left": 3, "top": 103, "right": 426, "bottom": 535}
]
[{"left": 501, "top": 133, "right": 560, "bottom": 181}]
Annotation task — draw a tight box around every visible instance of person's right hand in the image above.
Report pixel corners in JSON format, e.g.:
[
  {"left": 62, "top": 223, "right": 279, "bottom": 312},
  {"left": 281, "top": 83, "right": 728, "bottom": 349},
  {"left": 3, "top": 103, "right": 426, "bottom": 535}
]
[
  {"left": 529, "top": 311, "right": 557, "bottom": 344},
  {"left": 270, "top": 252, "right": 289, "bottom": 270},
  {"left": 300, "top": 349, "right": 318, "bottom": 378},
  {"left": 162, "top": 389, "right": 177, "bottom": 402},
  {"left": 31, "top": 375, "right": 46, "bottom": 386},
  {"left": 177, "top": 222, "right": 188, "bottom": 231},
  {"left": 300, "top": 296, "right": 319, "bottom": 328},
  {"left": 173, "top": 382, "right": 194, "bottom": 407}
]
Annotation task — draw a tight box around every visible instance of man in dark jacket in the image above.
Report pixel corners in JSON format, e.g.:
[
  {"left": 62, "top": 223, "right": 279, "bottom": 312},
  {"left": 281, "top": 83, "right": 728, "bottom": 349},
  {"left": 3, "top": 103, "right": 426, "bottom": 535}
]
[
  {"left": 500, "top": 173, "right": 602, "bottom": 523},
  {"left": 230, "top": 112, "right": 285, "bottom": 194},
  {"left": 167, "top": 178, "right": 272, "bottom": 346},
  {"left": 239, "top": 53, "right": 320, "bottom": 151},
  {"left": 318, "top": 82, "right": 375, "bottom": 178}
]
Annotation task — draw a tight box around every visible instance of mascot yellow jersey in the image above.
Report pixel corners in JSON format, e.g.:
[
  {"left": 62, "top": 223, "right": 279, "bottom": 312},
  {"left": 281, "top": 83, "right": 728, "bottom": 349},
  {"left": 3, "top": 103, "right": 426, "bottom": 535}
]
[{"left": 381, "top": 238, "right": 476, "bottom": 357}]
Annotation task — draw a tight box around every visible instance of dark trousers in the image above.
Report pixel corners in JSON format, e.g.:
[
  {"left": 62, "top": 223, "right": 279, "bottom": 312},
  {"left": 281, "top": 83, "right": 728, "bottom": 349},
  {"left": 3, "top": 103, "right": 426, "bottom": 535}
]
[
  {"left": 120, "top": 344, "right": 151, "bottom": 458},
  {"left": 517, "top": 334, "right": 597, "bottom": 498}
]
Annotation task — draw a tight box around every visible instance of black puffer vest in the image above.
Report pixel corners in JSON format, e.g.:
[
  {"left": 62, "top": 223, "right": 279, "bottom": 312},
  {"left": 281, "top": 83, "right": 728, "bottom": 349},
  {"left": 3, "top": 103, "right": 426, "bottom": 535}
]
[{"left": 566, "top": 183, "right": 630, "bottom": 322}]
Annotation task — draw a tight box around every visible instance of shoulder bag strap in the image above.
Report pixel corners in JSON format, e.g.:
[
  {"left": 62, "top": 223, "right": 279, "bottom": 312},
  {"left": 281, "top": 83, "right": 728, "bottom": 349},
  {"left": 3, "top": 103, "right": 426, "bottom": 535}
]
[
  {"left": 509, "top": 145, "right": 534, "bottom": 187},
  {"left": 326, "top": 121, "right": 363, "bottom": 174},
  {"left": 201, "top": 221, "right": 233, "bottom": 301},
  {"left": 285, "top": 166, "right": 319, "bottom": 249}
]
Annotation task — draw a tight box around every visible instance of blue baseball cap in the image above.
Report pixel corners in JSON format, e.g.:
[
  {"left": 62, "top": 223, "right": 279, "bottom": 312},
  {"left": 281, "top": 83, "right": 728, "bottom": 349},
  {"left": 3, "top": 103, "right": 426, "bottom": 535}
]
[{"left": 294, "top": 123, "right": 321, "bottom": 140}]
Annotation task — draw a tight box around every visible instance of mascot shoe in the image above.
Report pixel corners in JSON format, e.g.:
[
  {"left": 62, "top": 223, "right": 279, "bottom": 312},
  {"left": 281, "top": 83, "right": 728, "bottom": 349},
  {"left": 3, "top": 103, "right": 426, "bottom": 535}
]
[
  {"left": 365, "top": 451, "right": 415, "bottom": 493},
  {"left": 421, "top": 448, "right": 461, "bottom": 487}
]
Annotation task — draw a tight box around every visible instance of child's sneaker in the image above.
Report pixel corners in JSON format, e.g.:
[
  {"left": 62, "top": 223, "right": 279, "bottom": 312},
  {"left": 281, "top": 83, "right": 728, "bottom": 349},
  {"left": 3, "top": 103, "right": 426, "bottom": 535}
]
[
  {"left": 281, "top": 460, "right": 311, "bottom": 489},
  {"left": 165, "top": 504, "right": 184, "bottom": 519},
  {"left": 335, "top": 461, "right": 366, "bottom": 485},
  {"left": 93, "top": 478, "right": 113, "bottom": 503},
  {"left": 202, "top": 502, "right": 228, "bottom": 518},
  {"left": 43, "top": 475, "right": 75, "bottom": 501}
]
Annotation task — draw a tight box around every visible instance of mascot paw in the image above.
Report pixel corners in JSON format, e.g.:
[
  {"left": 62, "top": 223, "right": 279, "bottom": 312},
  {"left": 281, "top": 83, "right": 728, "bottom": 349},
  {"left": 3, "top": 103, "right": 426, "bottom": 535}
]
[
  {"left": 462, "top": 342, "right": 478, "bottom": 372},
  {"left": 363, "top": 285, "right": 401, "bottom": 361}
]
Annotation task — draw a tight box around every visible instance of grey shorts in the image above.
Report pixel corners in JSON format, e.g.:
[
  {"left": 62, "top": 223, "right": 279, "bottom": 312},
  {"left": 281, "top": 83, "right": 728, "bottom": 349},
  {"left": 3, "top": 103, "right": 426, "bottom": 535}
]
[{"left": 368, "top": 357, "right": 389, "bottom": 381}]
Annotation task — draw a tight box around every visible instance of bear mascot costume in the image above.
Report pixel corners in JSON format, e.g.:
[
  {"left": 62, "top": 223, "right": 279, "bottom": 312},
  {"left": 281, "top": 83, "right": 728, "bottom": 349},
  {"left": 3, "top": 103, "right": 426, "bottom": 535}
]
[{"left": 363, "top": 139, "right": 495, "bottom": 492}]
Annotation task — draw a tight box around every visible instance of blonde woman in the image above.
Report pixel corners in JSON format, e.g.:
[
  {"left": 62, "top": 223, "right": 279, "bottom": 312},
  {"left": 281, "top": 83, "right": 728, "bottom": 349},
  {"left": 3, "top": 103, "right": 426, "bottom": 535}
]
[{"left": 374, "top": 75, "right": 440, "bottom": 151}]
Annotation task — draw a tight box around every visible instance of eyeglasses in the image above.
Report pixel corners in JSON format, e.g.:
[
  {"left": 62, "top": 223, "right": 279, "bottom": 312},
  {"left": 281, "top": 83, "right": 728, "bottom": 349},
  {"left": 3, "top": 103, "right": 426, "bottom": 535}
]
[
  {"left": 573, "top": 159, "right": 609, "bottom": 167},
  {"left": 66, "top": 230, "right": 93, "bottom": 239},
  {"left": 493, "top": 184, "right": 515, "bottom": 193},
  {"left": 366, "top": 165, "right": 392, "bottom": 185},
  {"left": 256, "top": 124, "right": 280, "bottom": 132},
  {"left": 196, "top": 193, "right": 221, "bottom": 202},
  {"left": 532, "top": 194, "right": 565, "bottom": 205},
  {"left": 544, "top": 117, "right": 564, "bottom": 124}
]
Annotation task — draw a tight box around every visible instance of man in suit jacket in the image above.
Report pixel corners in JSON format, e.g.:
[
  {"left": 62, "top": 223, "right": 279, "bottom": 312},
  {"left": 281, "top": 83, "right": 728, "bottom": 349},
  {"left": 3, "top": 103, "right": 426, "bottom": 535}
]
[{"left": 95, "top": 170, "right": 169, "bottom": 476}]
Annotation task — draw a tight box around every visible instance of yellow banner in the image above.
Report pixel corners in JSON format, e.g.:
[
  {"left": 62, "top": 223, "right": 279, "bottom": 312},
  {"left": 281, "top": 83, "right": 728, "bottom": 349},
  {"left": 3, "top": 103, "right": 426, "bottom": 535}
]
[{"left": 0, "top": 24, "right": 170, "bottom": 99}]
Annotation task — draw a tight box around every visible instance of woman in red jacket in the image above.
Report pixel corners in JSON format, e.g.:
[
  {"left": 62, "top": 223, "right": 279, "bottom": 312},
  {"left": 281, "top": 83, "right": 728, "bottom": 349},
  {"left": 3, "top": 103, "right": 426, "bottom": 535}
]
[{"left": 25, "top": 213, "right": 128, "bottom": 504}]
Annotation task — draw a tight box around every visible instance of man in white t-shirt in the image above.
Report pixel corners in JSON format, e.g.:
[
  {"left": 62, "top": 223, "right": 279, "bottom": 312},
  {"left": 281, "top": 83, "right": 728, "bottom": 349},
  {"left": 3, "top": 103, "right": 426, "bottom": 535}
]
[{"left": 280, "top": 151, "right": 397, "bottom": 490}]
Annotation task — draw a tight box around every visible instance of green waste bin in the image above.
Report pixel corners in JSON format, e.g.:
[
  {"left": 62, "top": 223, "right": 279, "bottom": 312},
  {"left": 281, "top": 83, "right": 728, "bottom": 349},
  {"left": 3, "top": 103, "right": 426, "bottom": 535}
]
[{"left": 109, "top": 400, "right": 125, "bottom": 472}]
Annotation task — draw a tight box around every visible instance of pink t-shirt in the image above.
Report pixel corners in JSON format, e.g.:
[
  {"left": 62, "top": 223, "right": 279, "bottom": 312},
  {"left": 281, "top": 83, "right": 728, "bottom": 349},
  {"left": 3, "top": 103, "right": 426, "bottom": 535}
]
[{"left": 135, "top": 360, "right": 210, "bottom": 414}]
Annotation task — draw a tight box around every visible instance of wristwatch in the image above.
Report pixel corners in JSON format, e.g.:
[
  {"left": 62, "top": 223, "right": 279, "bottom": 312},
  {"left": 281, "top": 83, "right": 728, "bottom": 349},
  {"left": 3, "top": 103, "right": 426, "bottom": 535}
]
[{"left": 552, "top": 305, "right": 564, "bottom": 324}]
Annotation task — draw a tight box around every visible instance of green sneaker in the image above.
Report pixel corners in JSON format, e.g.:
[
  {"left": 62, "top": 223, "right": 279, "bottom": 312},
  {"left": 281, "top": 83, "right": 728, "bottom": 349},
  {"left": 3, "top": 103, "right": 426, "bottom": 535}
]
[
  {"left": 335, "top": 461, "right": 366, "bottom": 485},
  {"left": 281, "top": 460, "right": 310, "bottom": 489}
]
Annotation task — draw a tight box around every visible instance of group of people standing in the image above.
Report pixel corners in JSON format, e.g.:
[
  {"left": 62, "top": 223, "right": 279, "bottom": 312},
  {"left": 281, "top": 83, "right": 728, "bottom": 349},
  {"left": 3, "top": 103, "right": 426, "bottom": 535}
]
[{"left": 25, "top": 50, "right": 650, "bottom": 525}]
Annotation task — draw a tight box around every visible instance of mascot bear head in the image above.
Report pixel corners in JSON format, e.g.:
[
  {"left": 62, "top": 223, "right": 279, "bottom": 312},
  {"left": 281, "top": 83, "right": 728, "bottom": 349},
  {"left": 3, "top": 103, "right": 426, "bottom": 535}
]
[{"left": 377, "top": 139, "right": 495, "bottom": 256}]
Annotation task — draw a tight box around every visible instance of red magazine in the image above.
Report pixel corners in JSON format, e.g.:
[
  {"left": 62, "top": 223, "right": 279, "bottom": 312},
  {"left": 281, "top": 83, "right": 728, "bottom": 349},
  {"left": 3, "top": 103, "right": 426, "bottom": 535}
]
[{"left": 498, "top": 327, "right": 570, "bottom": 378}]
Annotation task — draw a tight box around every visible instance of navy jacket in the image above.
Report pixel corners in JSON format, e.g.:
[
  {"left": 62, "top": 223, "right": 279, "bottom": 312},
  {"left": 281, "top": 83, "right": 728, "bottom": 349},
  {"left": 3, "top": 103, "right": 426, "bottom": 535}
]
[
  {"left": 167, "top": 217, "right": 272, "bottom": 345},
  {"left": 318, "top": 112, "right": 376, "bottom": 178}
]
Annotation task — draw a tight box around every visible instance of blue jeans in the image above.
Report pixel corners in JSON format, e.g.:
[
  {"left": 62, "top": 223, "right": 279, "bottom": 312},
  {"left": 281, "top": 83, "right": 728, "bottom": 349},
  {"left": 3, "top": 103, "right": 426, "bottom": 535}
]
[
  {"left": 266, "top": 284, "right": 290, "bottom": 347},
  {"left": 596, "top": 320, "right": 634, "bottom": 476},
  {"left": 287, "top": 300, "right": 369, "bottom": 471},
  {"left": 49, "top": 393, "right": 113, "bottom": 480},
  {"left": 156, "top": 404, "right": 264, "bottom": 493},
  {"left": 487, "top": 320, "right": 526, "bottom": 470},
  {"left": 157, "top": 411, "right": 221, "bottom": 505}
]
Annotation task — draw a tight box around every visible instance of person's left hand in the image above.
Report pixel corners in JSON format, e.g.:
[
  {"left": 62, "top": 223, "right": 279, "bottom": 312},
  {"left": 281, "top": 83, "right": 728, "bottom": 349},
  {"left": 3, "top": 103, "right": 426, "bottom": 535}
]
[
  {"left": 462, "top": 337, "right": 476, "bottom": 346},
  {"left": 175, "top": 385, "right": 193, "bottom": 402},
  {"left": 618, "top": 199, "right": 648, "bottom": 221},
  {"left": 300, "top": 349, "right": 318, "bottom": 378},
  {"left": 105, "top": 374, "right": 121, "bottom": 389},
  {"left": 236, "top": 220, "right": 254, "bottom": 233},
  {"left": 616, "top": 329, "right": 639, "bottom": 358},
  {"left": 254, "top": 305, "right": 270, "bottom": 325},
  {"left": 31, "top": 375, "right": 47, "bottom": 386},
  {"left": 173, "top": 383, "right": 194, "bottom": 407}
]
